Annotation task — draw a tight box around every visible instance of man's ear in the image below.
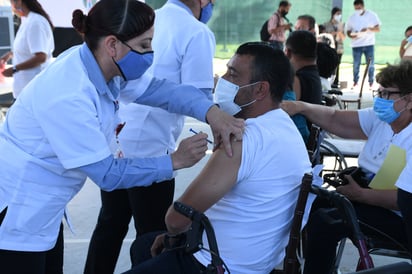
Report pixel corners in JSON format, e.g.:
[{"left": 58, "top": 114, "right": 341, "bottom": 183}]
[
  {"left": 255, "top": 81, "right": 270, "bottom": 100},
  {"left": 406, "top": 94, "right": 412, "bottom": 110}
]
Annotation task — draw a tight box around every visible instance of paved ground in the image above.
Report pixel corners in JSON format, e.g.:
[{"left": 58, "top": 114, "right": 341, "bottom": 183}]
[{"left": 1, "top": 61, "right": 410, "bottom": 273}]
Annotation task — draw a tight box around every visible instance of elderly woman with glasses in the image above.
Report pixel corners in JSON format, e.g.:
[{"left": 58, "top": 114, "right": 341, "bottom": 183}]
[{"left": 281, "top": 60, "right": 412, "bottom": 274}]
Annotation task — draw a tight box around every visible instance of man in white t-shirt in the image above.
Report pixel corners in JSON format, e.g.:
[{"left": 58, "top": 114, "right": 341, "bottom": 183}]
[
  {"left": 84, "top": 0, "right": 216, "bottom": 273},
  {"left": 123, "top": 42, "right": 311, "bottom": 274},
  {"left": 123, "top": 43, "right": 312, "bottom": 274},
  {"left": 345, "top": 0, "right": 381, "bottom": 89}
]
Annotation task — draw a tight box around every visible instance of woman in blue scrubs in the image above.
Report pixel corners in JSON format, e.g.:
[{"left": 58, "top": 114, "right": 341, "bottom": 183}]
[{"left": 0, "top": 0, "right": 244, "bottom": 273}]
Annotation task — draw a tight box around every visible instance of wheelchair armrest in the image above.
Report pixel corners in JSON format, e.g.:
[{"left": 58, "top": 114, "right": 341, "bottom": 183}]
[
  {"left": 310, "top": 186, "right": 361, "bottom": 240},
  {"left": 173, "top": 202, "right": 226, "bottom": 273}
]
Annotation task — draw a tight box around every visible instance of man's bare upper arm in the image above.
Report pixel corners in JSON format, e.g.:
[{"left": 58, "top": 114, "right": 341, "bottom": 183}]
[
  {"left": 180, "top": 139, "right": 242, "bottom": 212},
  {"left": 165, "top": 139, "right": 242, "bottom": 233}
]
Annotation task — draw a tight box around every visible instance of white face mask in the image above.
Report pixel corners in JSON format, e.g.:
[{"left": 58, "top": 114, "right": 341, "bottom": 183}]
[
  {"left": 213, "top": 78, "right": 258, "bottom": 116},
  {"left": 333, "top": 14, "right": 342, "bottom": 22},
  {"left": 355, "top": 9, "right": 364, "bottom": 16}
]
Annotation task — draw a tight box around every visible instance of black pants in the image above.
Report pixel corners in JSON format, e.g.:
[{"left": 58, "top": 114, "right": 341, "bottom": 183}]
[
  {"left": 303, "top": 198, "right": 409, "bottom": 274},
  {"left": 84, "top": 180, "right": 175, "bottom": 274},
  {"left": 122, "top": 231, "right": 205, "bottom": 274},
  {"left": 398, "top": 189, "right": 412, "bottom": 255},
  {"left": 332, "top": 53, "right": 343, "bottom": 87},
  {"left": 0, "top": 208, "right": 64, "bottom": 274}
]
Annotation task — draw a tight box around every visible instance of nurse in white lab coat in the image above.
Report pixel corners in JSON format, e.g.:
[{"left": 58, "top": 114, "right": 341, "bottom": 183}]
[
  {"left": 0, "top": 1, "right": 244, "bottom": 273},
  {"left": 1, "top": 0, "right": 54, "bottom": 98}
]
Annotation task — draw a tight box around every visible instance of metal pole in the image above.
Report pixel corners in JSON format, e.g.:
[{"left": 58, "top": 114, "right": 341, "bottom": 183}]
[{"left": 221, "top": 2, "right": 228, "bottom": 52}]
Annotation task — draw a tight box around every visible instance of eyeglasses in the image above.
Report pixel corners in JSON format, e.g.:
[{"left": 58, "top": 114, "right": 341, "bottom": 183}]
[{"left": 372, "top": 89, "right": 403, "bottom": 100}]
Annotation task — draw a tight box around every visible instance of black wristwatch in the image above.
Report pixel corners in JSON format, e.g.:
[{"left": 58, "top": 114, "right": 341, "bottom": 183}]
[{"left": 12, "top": 66, "right": 18, "bottom": 74}]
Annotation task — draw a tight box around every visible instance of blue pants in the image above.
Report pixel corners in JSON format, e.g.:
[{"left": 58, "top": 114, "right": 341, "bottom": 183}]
[{"left": 352, "top": 45, "right": 375, "bottom": 85}]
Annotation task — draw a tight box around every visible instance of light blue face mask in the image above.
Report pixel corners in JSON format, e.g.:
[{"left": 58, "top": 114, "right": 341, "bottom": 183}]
[
  {"left": 373, "top": 97, "right": 401, "bottom": 124},
  {"left": 114, "top": 44, "right": 154, "bottom": 81},
  {"left": 199, "top": 2, "right": 214, "bottom": 24}
]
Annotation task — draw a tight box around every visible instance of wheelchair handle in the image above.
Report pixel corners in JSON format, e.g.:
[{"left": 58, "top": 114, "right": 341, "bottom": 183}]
[{"left": 173, "top": 201, "right": 227, "bottom": 274}]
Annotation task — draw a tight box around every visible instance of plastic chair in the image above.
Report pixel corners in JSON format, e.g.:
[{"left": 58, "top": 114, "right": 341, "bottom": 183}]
[{"left": 339, "top": 57, "right": 372, "bottom": 110}]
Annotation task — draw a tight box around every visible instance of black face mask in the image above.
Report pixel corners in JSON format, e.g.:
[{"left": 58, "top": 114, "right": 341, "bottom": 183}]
[{"left": 281, "top": 10, "right": 288, "bottom": 17}]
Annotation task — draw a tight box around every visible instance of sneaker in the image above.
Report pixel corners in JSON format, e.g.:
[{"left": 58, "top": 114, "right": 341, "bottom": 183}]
[
  {"left": 351, "top": 83, "right": 358, "bottom": 89},
  {"left": 369, "top": 82, "right": 374, "bottom": 90}
]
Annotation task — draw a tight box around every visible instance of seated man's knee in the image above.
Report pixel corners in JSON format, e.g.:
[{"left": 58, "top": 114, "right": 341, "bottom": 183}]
[{"left": 130, "top": 231, "right": 164, "bottom": 266}]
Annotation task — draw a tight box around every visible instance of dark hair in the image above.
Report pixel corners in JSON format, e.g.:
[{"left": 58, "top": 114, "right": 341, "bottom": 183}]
[
  {"left": 279, "top": 1, "right": 290, "bottom": 8},
  {"left": 353, "top": 0, "right": 364, "bottom": 6},
  {"left": 405, "top": 25, "right": 412, "bottom": 35},
  {"left": 376, "top": 60, "right": 412, "bottom": 95},
  {"left": 318, "top": 24, "right": 326, "bottom": 34},
  {"left": 316, "top": 42, "right": 339, "bottom": 78},
  {"left": 286, "top": 30, "right": 317, "bottom": 59},
  {"left": 22, "top": 0, "right": 53, "bottom": 29},
  {"left": 235, "top": 42, "right": 291, "bottom": 102},
  {"left": 331, "top": 7, "right": 341, "bottom": 18},
  {"left": 72, "top": 0, "right": 155, "bottom": 51},
  {"left": 297, "top": 14, "right": 316, "bottom": 31}
]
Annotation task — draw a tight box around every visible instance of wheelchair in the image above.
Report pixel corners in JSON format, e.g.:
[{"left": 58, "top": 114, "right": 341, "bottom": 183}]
[{"left": 173, "top": 201, "right": 228, "bottom": 274}]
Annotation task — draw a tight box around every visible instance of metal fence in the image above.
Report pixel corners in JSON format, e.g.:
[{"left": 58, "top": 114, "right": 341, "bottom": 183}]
[{"left": 146, "top": 0, "right": 411, "bottom": 64}]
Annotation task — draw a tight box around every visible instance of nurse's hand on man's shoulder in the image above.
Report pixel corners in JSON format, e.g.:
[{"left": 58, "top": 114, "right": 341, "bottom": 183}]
[
  {"left": 171, "top": 133, "right": 209, "bottom": 170},
  {"left": 206, "top": 105, "right": 245, "bottom": 158}
]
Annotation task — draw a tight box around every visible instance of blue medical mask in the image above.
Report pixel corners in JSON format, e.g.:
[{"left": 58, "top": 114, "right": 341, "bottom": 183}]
[
  {"left": 200, "top": 2, "right": 214, "bottom": 24},
  {"left": 373, "top": 97, "right": 401, "bottom": 124},
  {"left": 114, "top": 46, "right": 154, "bottom": 81},
  {"left": 213, "top": 77, "right": 258, "bottom": 116}
]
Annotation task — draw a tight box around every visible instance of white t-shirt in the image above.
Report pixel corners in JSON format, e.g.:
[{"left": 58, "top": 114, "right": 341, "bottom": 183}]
[
  {"left": 118, "top": 0, "right": 215, "bottom": 159},
  {"left": 403, "top": 43, "right": 412, "bottom": 57},
  {"left": 194, "top": 109, "right": 312, "bottom": 274},
  {"left": 358, "top": 108, "right": 412, "bottom": 192},
  {"left": 12, "top": 11, "right": 54, "bottom": 97},
  {"left": 345, "top": 10, "right": 381, "bottom": 48}
]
